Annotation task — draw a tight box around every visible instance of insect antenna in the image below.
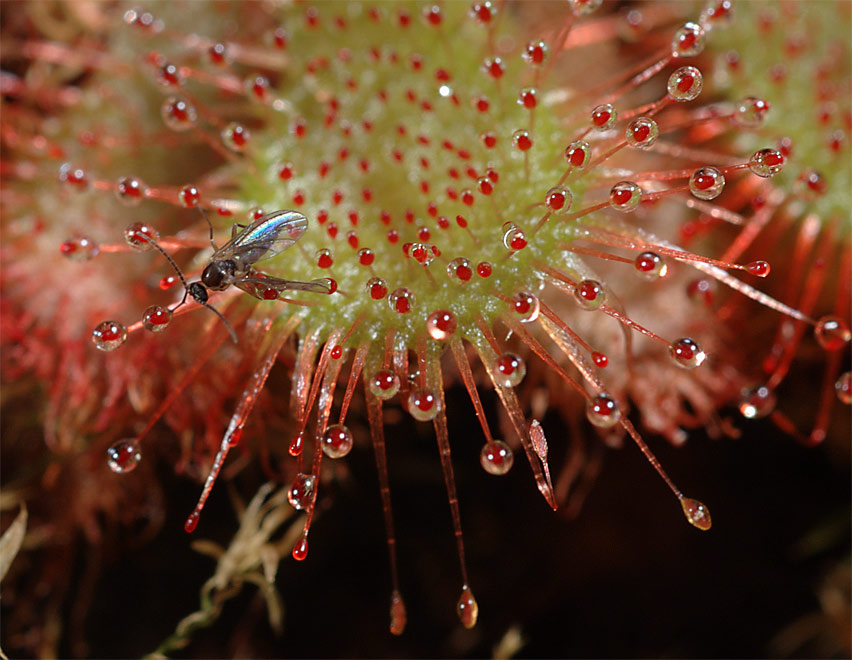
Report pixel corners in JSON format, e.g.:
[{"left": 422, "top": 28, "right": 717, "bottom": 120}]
[
  {"left": 197, "top": 300, "right": 238, "bottom": 344},
  {"left": 140, "top": 234, "right": 239, "bottom": 344},
  {"left": 196, "top": 205, "right": 218, "bottom": 251}
]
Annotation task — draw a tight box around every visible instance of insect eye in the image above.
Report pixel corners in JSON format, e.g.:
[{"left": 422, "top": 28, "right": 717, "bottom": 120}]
[{"left": 201, "top": 263, "right": 225, "bottom": 288}]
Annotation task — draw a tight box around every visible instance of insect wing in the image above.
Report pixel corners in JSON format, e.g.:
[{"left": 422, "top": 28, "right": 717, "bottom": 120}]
[
  {"left": 214, "top": 210, "right": 308, "bottom": 267},
  {"left": 236, "top": 273, "right": 331, "bottom": 300}
]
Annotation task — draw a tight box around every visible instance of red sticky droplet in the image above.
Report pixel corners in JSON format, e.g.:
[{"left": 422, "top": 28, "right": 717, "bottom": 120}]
[
  {"left": 746, "top": 260, "right": 770, "bottom": 277},
  {"left": 592, "top": 352, "right": 609, "bottom": 368},
  {"left": 288, "top": 433, "right": 304, "bottom": 456},
  {"left": 184, "top": 512, "right": 199, "bottom": 534},
  {"left": 358, "top": 248, "right": 375, "bottom": 266},
  {"left": 477, "top": 177, "right": 494, "bottom": 195},
  {"left": 370, "top": 280, "right": 388, "bottom": 300},
  {"left": 317, "top": 254, "right": 333, "bottom": 269},
  {"left": 159, "top": 275, "right": 178, "bottom": 290},
  {"left": 477, "top": 262, "right": 492, "bottom": 278},
  {"left": 331, "top": 345, "right": 343, "bottom": 359},
  {"left": 292, "top": 534, "right": 309, "bottom": 561}
]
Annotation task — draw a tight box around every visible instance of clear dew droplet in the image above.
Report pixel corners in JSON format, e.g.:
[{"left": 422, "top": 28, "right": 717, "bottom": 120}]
[
  {"left": 567, "top": 0, "right": 603, "bottom": 16},
  {"left": 667, "top": 65, "right": 703, "bottom": 101},
  {"left": 680, "top": 497, "right": 712, "bottom": 531},
  {"left": 733, "top": 97, "right": 770, "bottom": 128},
  {"left": 738, "top": 385, "right": 777, "bottom": 419},
  {"left": 408, "top": 387, "right": 441, "bottom": 422},
  {"left": 565, "top": 140, "right": 591, "bottom": 168},
  {"left": 369, "top": 370, "right": 400, "bottom": 400},
  {"left": 123, "top": 222, "right": 160, "bottom": 251},
  {"left": 609, "top": 181, "right": 642, "bottom": 212},
  {"left": 501, "top": 222, "right": 527, "bottom": 250},
  {"left": 447, "top": 257, "right": 473, "bottom": 283},
  {"left": 590, "top": 103, "right": 617, "bottom": 131},
  {"left": 689, "top": 166, "right": 725, "bottom": 200},
  {"left": 114, "top": 176, "right": 149, "bottom": 206},
  {"left": 142, "top": 305, "right": 172, "bottom": 332},
  {"left": 794, "top": 168, "right": 828, "bottom": 201},
  {"left": 494, "top": 353, "right": 526, "bottom": 387},
  {"left": 106, "top": 438, "right": 141, "bottom": 473},
  {"left": 58, "top": 163, "right": 89, "bottom": 191},
  {"left": 161, "top": 96, "right": 197, "bottom": 131},
  {"left": 456, "top": 586, "right": 479, "bottom": 629},
  {"left": 480, "top": 440, "right": 514, "bottom": 475},
  {"left": 388, "top": 288, "right": 415, "bottom": 314},
  {"left": 700, "top": 0, "right": 733, "bottom": 29},
  {"left": 625, "top": 117, "right": 659, "bottom": 149},
  {"left": 287, "top": 473, "right": 315, "bottom": 510},
  {"left": 815, "top": 315, "right": 851, "bottom": 351},
  {"left": 573, "top": 279, "right": 606, "bottom": 310},
  {"left": 512, "top": 291, "right": 540, "bottom": 323},
  {"left": 322, "top": 424, "right": 354, "bottom": 459},
  {"left": 545, "top": 186, "right": 573, "bottom": 213},
  {"left": 748, "top": 148, "right": 785, "bottom": 178},
  {"left": 669, "top": 338, "right": 706, "bottom": 369},
  {"left": 92, "top": 320, "right": 128, "bottom": 351},
  {"left": 633, "top": 251, "right": 667, "bottom": 280},
  {"left": 408, "top": 242, "right": 435, "bottom": 265},
  {"left": 835, "top": 372, "right": 852, "bottom": 404},
  {"left": 586, "top": 394, "right": 621, "bottom": 428},
  {"left": 221, "top": 122, "right": 250, "bottom": 152},
  {"left": 426, "top": 310, "right": 458, "bottom": 341},
  {"left": 60, "top": 236, "right": 100, "bottom": 262},
  {"left": 671, "top": 21, "right": 705, "bottom": 58}
]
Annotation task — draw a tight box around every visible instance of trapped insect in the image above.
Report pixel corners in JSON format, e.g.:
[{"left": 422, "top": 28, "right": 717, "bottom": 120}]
[{"left": 94, "top": 209, "right": 331, "bottom": 348}]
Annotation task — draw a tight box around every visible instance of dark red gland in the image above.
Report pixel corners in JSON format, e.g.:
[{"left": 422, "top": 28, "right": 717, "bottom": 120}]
[
  {"left": 567, "top": 146, "right": 586, "bottom": 167},
  {"left": 677, "top": 74, "right": 694, "bottom": 93},
  {"left": 612, "top": 189, "right": 632, "bottom": 205},
  {"left": 477, "top": 262, "right": 492, "bottom": 278},
  {"left": 631, "top": 123, "right": 650, "bottom": 142},
  {"left": 370, "top": 281, "right": 388, "bottom": 299},
  {"left": 520, "top": 90, "right": 537, "bottom": 109},
  {"left": 423, "top": 5, "right": 442, "bottom": 26},
  {"left": 592, "top": 109, "right": 611, "bottom": 127},
  {"left": 577, "top": 281, "right": 601, "bottom": 301},
  {"left": 694, "top": 174, "right": 715, "bottom": 190}
]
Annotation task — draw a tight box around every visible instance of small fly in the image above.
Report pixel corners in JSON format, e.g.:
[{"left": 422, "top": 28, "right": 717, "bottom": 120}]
[{"left": 145, "top": 208, "right": 331, "bottom": 342}]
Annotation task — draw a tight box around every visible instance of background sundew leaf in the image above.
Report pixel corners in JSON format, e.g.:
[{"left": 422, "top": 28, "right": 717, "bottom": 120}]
[{"left": 0, "top": 505, "right": 27, "bottom": 584}]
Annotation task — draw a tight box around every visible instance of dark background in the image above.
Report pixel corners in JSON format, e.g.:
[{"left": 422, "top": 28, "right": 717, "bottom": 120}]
[{"left": 65, "top": 384, "right": 849, "bottom": 659}]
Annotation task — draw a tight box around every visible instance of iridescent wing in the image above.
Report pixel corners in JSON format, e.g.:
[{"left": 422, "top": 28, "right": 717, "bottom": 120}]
[
  {"left": 235, "top": 273, "right": 332, "bottom": 301},
  {"left": 212, "top": 210, "right": 308, "bottom": 267}
]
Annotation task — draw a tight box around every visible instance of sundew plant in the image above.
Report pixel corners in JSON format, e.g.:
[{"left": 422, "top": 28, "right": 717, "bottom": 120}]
[{"left": 1, "top": 1, "right": 849, "bottom": 657}]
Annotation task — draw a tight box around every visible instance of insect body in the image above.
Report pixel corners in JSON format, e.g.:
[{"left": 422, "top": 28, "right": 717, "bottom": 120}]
[
  {"left": 144, "top": 209, "right": 330, "bottom": 342},
  {"left": 189, "top": 209, "right": 331, "bottom": 305}
]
